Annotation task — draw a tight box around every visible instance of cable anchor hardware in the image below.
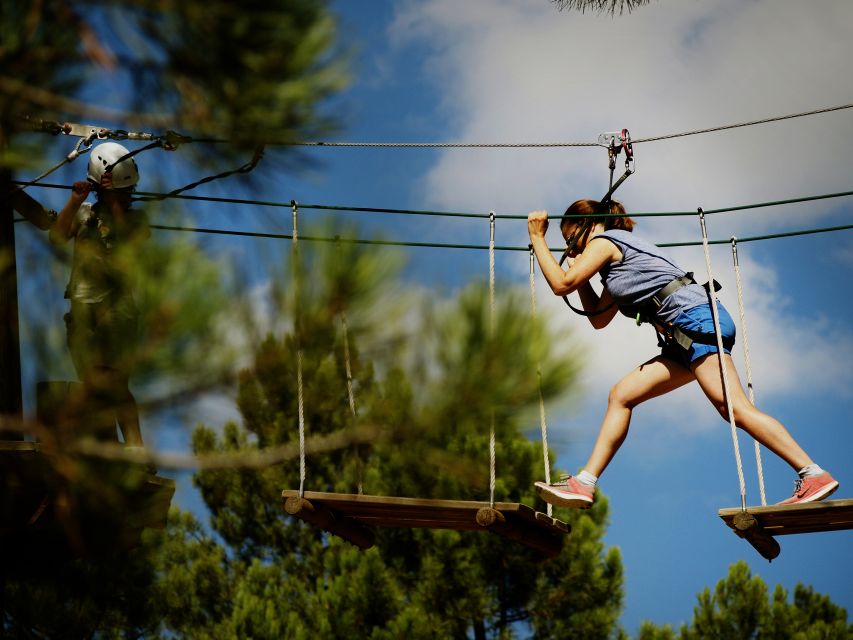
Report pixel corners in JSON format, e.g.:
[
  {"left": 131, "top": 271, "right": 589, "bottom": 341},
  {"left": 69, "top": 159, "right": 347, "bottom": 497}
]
[
  {"left": 597, "top": 128, "right": 635, "bottom": 205},
  {"left": 66, "top": 130, "right": 100, "bottom": 162}
]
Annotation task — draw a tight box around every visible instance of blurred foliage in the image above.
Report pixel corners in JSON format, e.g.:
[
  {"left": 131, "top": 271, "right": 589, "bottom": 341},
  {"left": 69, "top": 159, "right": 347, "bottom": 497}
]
[
  {"left": 0, "top": 0, "right": 348, "bottom": 161},
  {"left": 2, "top": 527, "right": 165, "bottom": 638}
]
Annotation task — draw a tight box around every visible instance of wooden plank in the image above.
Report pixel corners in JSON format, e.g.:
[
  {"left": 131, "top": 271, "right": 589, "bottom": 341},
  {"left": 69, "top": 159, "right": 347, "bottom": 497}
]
[
  {"left": 281, "top": 490, "right": 569, "bottom": 557},
  {"left": 719, "top": 499, "right": 853, "bottom": 537},
  {"left": 282, "top": 490, "right": 568, "bottom": 533}
]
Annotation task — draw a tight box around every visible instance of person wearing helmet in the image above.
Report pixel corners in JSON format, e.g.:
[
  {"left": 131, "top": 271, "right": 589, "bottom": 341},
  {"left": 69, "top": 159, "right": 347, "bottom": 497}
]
[{"left": 48, "top": 142, "right": 149, "bottom": 453}]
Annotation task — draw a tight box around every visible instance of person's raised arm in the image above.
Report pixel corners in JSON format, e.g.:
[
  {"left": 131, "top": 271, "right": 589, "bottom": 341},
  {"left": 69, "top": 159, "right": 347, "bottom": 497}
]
[
  {"left": 527, "top": 211, "right": 614, "bottom": 296},
  {"left": 49, "top": 181, "right": 90, "bottom": 245}
]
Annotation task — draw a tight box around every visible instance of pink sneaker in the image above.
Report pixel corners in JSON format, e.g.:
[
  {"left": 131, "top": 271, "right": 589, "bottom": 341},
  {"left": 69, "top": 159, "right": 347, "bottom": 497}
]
[
  {"left": 776, "top": 472, "right": 839, "bottom": 505},
  {"left": 535, "top": 475, "right": 594, "bottom": 509}
]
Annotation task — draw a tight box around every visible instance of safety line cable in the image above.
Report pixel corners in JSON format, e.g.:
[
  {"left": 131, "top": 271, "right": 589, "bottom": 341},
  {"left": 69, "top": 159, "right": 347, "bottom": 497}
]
[
  {"left": 488, "top": 212, "right": 497, "bottom": 508},
  {"left": 529, "top": 246, "right": 553, "bottom": 517},
  {"left": 698, "top": 209, "right": 747, "bottom": 510},
  {"left": 9, "top": 133, "right": 101, "bottom": 194},
  {"left": 132, "top": 145, "right": 265, "bottom": 203},
  {"left": 16, "top": 181, "right": 853, "bottom": 221},
  {"left": 287, "top": 102, "right": 853, "bottom": 147},
  {"left": 30, "top": 102, "right": 851, "bottom": 149},
  {"left": 731, "top": 237, "right": 767, "bottom": 506},
  {"left": 630, "top": 102, "right": 853, "bottom": 145}
]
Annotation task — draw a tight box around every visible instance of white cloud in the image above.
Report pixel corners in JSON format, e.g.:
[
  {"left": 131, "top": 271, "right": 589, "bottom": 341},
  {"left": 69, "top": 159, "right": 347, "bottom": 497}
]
[
  {"left": 390, "top": 0, "right": 853, "bottom": 226},
  {"left": 383, "top": 0, "right": 853, "bottom": 466},
  {"left": 386, "top": 0, "right": 853, "bottom": 420}
]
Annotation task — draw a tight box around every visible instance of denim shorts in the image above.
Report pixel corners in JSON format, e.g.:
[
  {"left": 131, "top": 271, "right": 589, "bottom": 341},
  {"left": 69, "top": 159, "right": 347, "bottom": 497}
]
[{"left": 663, "top": 303, "right": 736, "bottom": 368}]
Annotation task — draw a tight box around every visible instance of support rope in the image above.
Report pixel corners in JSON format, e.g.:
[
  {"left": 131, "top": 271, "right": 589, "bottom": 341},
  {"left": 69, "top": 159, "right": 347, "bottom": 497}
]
[
  {"left": 698, "top": 209, "right": 747, "bottom": 510},
  {"left": 529, "top": 246, "right": 553, "bottom": 517},
  {"left": 340, "top": 311, "right": 363, "bottom": 495},
  {"left": 730, "top": 238, "right": 767, "bottom": 506},
  {"left": 292, "top": 201, "right": 307, "bottom": 497},
  {"left": 488, "top": 211, "right": 497, "bottom": 508}
]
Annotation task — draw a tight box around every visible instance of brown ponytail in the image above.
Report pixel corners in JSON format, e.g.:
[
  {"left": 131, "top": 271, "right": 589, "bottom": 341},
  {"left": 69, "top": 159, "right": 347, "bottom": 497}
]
[{"left": 559, "top": 198, "right": 635, "bottom": 234}]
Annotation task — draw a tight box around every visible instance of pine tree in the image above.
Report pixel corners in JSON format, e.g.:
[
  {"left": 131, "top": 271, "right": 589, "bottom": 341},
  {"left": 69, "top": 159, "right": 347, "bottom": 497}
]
[
  {"left": 639, "top": 560, "right": 852, "bottom": 640},
  {"left": 154, "top": 228, "right": 626, "bottom": 638}
]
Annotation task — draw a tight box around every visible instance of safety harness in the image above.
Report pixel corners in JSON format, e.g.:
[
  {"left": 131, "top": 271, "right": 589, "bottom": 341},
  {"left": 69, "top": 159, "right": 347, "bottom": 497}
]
[
  {"left": 559, "top": 129, "right": 732, "bottom": 356},
  {"left": 621, "top": 272, "right": 731, "bottom": 354}
]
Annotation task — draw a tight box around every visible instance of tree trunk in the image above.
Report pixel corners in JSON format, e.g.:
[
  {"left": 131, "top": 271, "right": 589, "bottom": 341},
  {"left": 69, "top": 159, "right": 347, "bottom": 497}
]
[
  {"left": 0, "top": 121, "right": 24, "bottom": 439},
  {"left": 473, "top": 618, "right": 486, "bottom": 640}
]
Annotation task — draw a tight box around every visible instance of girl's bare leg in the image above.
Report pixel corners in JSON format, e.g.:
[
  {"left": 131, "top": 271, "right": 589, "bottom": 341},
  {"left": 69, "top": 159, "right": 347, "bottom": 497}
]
[
  {"left": 691, "top": 353, "right": 811, "bottom": 471},
  {"left": 584, "top": 356, "right": 695, "bottom": 477}
]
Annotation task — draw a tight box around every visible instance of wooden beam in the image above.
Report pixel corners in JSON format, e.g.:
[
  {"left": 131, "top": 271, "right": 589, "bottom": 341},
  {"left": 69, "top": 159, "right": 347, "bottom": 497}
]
[
  {"left": 475, "top": 506, "right": 564, "bottom": 558},
  {"left": 284, "top": 495, "right": 375, "bottom": 550}
]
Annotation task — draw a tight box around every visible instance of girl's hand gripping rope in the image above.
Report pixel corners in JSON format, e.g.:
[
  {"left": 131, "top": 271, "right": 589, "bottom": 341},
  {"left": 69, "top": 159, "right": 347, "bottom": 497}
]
[{"left": 527, "top": 210, "right": 549, "bottom": 239}]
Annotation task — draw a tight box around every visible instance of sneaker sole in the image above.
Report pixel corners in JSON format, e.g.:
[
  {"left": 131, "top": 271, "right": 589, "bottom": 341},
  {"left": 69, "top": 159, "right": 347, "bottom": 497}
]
[
  {"left": 535, "top": 482, "right": 593, "bottom": 509},
  {"left": 778, "top": 480, "right": 839, "bottom": 505},
  {"left": 800, "top": 480, "right": 839, "bottom": 503}
]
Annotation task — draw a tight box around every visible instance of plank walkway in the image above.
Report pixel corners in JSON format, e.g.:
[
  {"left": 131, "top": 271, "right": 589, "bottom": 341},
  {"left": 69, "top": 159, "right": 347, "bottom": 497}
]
[
  {"left": 719, "top": 499, "right": 853, "bottom": 560},
  {"left": 283, "top": 490, "right": 569, "bottom": 558}
]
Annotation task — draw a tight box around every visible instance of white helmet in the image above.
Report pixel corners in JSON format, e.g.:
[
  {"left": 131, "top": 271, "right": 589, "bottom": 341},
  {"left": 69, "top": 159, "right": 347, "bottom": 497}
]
[{"left": 87, "top": 142, "right": 139, "bottom": 189}]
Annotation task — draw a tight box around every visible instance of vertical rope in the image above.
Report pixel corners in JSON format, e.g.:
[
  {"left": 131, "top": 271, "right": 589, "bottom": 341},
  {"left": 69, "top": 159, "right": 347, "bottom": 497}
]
[
  {"left": 698, "top": 209, "right": 747, "bottom": 510},
  {"left": 341, "top": 311, "right": 363, "bottom": 494},
  {"left": 292, "top": 200, "right": 307, "bottom": 497},
  {"left": 342, "top": 313, "right": 358, "bottom": 419},
  {"left": 488, "top": 211, "right": 497, "bottom": 508},
  {"left": 529, "top": 246, "right": 553, "bottom": 517},
  {"left": 731, "top": 238, "right": 767, "bottom": 506}
]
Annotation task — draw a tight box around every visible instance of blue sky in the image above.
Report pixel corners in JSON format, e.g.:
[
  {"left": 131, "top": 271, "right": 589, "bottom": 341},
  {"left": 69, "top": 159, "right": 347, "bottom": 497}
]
[
  {"left": 14, "top": 0, "right": 853, "bottom": 635},
  {"left": 300, "top": 1, "right": 853, "bottom": 631}
]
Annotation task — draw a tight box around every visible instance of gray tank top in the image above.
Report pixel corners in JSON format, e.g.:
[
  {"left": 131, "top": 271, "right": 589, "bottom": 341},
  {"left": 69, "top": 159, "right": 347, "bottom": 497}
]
[{"left": 597, "top": 229, "right": 708, "bottom": 324}]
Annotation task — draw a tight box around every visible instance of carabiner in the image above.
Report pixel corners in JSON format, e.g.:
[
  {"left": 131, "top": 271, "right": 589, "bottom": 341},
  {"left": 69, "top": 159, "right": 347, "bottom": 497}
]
[
  {"left": 620, "top": 128, "right": 634, "bottom": 171},
  {"left": 65, "top": 130, "right": 98, "bottom": 162}
]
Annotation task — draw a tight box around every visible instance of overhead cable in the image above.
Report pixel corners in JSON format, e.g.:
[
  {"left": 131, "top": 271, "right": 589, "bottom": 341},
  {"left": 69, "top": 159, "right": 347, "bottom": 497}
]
[{"left": 24, "top": 101, "right": 853, "bottom": 150}]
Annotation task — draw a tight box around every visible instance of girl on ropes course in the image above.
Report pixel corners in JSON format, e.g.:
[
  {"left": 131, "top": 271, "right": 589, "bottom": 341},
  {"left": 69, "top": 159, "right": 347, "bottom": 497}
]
[
  {"left": 527, "top": 198, "right": 837, "bottom": 509},
  {"left": 41, "top": 142, "right": 150, "bottom": 452}
]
